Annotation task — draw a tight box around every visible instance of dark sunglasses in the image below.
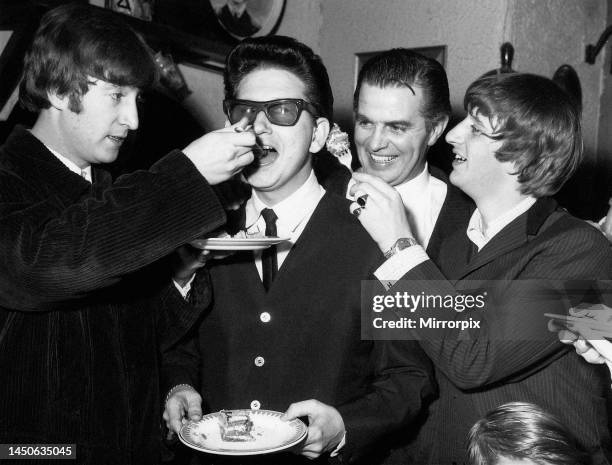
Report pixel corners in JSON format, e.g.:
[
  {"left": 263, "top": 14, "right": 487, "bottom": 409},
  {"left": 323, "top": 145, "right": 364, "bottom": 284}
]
[{"left": 223, "top": 98, "right": 319, "bottom": 127}]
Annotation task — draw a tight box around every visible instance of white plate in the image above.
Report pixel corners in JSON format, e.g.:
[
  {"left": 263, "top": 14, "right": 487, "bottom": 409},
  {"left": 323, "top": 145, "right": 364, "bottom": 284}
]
[
  {"left": 179, "top": 409, "right": 307, "bottom": 456},
  {"left": 189, "top": 237, "right": 290, "bottom": 251}
]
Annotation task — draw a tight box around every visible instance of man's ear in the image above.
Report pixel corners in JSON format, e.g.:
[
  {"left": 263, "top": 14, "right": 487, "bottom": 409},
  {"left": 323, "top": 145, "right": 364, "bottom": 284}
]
[
  {"left": 47, "top": 90, "right": 69, "bottom": 111},
  {"left": 309, "top": 117, "right": 331, "bottom": 153},
  {"left": 427, "top": 115, "right": 449, "bottom": 146}
]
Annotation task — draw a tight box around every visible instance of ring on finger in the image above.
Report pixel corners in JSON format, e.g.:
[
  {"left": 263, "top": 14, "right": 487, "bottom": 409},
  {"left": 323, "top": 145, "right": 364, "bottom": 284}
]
[
  {"left": 356, "top": 194, "right": 368, "bottom": 207},
  {"left": 352, "top": 206, "right": 362, "bottom": 217}
]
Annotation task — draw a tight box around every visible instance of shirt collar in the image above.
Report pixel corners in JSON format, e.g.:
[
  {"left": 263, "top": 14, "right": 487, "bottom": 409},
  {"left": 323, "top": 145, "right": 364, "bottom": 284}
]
[
  {"left": 467, "top": 196, "right": 537, "bottom": 250},
  {"left": 226, "top": 2, "right": 247, "bottom": 16},
  {"left": 245, "top": 170, "right": 324, "bottom": 234},
  {"left": 394, "top": 163, "right": 430, "bottom": 202},
  {"left": 45, "top": 145, "right": 92, "bottom": 183}
]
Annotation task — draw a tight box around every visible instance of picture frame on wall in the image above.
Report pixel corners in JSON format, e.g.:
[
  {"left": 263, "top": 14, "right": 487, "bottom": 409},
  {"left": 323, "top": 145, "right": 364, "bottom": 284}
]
[
  {"left": 209, "top": 0, "right": 285, "bottom": 40},
  {"left": 96, "top": 0, "right": 285, "bottom": 71},
  {"left": 104, "top": 0, "right": 154, "bottom": 21}
]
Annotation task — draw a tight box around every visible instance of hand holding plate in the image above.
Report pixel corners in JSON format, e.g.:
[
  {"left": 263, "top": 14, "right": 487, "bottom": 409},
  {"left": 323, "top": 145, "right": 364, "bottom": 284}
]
[
  {"left": 163, "top": 385, "right": 202, "bottom": 437},
  {"left": 282, "top": 399, "right": 345, "bottom": 459}
]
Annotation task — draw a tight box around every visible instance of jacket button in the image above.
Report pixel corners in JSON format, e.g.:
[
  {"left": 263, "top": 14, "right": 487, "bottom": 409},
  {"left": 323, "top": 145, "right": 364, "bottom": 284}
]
[
  {"left": 260, "top": 312, "right": 271, "bottom": 323},
  {"left": 250, "top": 400, "right": 261, "bottom": 410},
  {"left": 254, "top": 356, "right": 265, "bottom": 367}
]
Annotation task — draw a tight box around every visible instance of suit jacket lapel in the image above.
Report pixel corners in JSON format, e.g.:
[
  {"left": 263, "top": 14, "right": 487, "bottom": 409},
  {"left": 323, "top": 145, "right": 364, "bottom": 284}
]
[{"left": 455, "top": 197, "right": 559, "bottom": 279}]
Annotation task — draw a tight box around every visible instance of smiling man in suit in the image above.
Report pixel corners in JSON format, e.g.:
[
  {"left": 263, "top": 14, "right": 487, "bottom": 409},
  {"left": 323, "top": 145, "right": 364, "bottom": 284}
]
[
  {"left": 346, "top": 49, "right": 473, "bottom": 265},
  {"left": 351, "top": 73, "right": 612, "bottom": 464}
]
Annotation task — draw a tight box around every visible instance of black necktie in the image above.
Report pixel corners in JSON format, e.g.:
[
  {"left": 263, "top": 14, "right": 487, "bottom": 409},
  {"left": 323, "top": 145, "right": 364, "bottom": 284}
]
[{"left": 261, "top": 208, "right": 278, "bottom": 291}]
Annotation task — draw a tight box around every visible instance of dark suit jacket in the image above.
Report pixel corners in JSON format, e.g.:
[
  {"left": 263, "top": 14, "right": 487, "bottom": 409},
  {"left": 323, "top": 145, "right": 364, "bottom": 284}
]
[
  {"left": 163, "top": 192, "right": 436, "bottom": 465},
  {"left": 389, "top": 197, "right": 612, "bottom": 465},
  {"left": 0, "top": 126, "right": 225, "bottom": 464}
]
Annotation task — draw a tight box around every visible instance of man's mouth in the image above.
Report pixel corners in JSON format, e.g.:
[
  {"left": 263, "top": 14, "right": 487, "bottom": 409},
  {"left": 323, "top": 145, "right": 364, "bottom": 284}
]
[
  {"left": 369, "top": 153, "right": 398, "bottom": 165},
  {"left": 107, "top": 135, "right": 126, "bottom": 145},
  {"left": 453, "top": 152, "right": 467, "bottom": 164},
  {"left": 253, "top": 144, "right": 278, "bottom": 166}
]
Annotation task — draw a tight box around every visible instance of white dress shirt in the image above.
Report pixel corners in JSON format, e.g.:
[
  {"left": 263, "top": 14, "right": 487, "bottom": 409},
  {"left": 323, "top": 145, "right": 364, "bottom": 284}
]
[
  {"left": 245, "top": 170, "right": 325, "bottom": 278},
  {"left": 466, "top": 196, "right": 537, "bottom": 251},
  {"left": 394, "top": 164, "right": 447, "bottom": 249}
]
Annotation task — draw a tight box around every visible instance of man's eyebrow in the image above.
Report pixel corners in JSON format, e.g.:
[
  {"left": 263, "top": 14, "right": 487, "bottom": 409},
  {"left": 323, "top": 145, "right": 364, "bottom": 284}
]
[
  {"left": 384, "top": 120, "right": 412, "bottom": 127},
  {"left": 354, "top": 113, "right": 412, "bottom": 127}
]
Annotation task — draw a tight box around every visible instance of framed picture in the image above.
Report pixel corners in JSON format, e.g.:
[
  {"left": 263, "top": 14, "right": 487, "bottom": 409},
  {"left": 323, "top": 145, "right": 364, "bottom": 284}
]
[
  {"left": 209, "top": 0, "right": 285, "bottom": 39},
  {"left": 104, "top": 0, "right": 154, "bottom": 21}
]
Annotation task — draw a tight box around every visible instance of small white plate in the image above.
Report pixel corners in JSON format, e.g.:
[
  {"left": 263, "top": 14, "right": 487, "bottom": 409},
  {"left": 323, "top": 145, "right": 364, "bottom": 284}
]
[
  {"left": 189, "top": 237, "right": 290, "bottom": 251},
  {"left": 179, "top": 409, "right": 307, "bottom": 456}
]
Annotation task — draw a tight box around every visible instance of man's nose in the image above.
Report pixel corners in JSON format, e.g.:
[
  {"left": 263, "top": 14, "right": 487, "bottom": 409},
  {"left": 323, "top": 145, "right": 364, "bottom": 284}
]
[
  {"left": 445, "top": 119, "right": 465, "bottom": 145},
  {"left": 118, "top": 99, "right": 139, "bottom": 130},
  {"left": 367, "top": 126, "right": 388, "bottom": 151},
  {"left": 252, "top": 110, "right": 271, "bottom": 134}
]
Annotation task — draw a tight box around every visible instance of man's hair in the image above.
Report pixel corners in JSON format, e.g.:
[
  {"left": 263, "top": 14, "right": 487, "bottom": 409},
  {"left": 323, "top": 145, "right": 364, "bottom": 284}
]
[
  {"left": 468, "top": 402, "right": 591, "bottom": 465},
  {"left": 223, "top": 35, "right": 333, "bottom": 120},
  {"left": 20, "top": 3, "right": 157, "bottom": 113},
  {"left": 353, "top": 48, "right": 451, "bottom": 131},
  {"left": 465, "top": 73, "right": 582, "bottom": 197}
]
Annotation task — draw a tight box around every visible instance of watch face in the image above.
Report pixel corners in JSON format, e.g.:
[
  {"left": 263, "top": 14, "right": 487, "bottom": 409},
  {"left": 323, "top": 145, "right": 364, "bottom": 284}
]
[
  {"left": 384, "top": 237, "right": 418, "bottom": 259},
  {"left": 396, "top": 237, "right": 418, "bottom": 250}
]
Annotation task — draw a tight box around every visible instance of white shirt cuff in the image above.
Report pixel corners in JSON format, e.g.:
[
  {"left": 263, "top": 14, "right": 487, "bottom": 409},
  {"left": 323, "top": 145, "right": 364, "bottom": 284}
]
[
  {"left": 173, "top": 274, "right": 197, "bottom": 300},
  {"left": 374, "top": 245, "right": 429, "bottom": 290},
  {"left": 330, "top": 432, "right": 346, "bottom": 457}
]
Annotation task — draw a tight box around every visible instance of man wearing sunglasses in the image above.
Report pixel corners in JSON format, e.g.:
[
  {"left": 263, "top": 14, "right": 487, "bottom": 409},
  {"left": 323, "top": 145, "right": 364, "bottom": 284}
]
[{"left": 163, "top": 36, "right": 435, "bottom": 465}]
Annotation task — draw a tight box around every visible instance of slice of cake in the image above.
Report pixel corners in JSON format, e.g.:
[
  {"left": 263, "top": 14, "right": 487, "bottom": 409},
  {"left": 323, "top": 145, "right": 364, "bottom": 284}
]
[
  {"left": 326, "top": 123, "right": 353, "bottom": 171},
  {"left": 218, "top": 410, "right": 255, "bottom": 442}
]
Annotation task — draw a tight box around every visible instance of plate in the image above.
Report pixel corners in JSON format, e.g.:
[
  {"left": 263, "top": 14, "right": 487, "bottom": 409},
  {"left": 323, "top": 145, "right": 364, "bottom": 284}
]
[
  {"left": 190, "top": 237, "right": 290, "bottom": 251},
  {"left": 178, "top": 409, "right": 307, "bottom": 456}
]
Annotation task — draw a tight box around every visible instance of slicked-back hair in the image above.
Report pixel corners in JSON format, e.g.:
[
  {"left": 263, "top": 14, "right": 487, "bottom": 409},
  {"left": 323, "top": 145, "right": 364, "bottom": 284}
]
[
  {"left": 465, "top": 73, "right": 582, "bottom": 197},
  {"left": 468, "top": 402, "right": 591, "bottom": 465},
  {"left": 20, "top": 3, "right": 157, "bottom": 113},
  {"left": 224, "top": 35, "right": 333, "bottom": 121},
  {"left": 353, "top": 48, "right": 451, "bottom": 131}
]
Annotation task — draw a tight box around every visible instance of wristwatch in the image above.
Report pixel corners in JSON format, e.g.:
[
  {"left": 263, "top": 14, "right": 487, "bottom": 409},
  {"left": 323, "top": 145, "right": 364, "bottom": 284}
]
[{"left": 383, "top": 237, "right": 419, "bottom": 259}]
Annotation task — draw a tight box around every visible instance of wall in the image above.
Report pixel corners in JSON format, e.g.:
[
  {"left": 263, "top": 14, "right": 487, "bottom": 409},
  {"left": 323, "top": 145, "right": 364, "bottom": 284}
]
[
  {"left": 505, "top": 0, "right": 608, "bottom": 217},
  {"left": 596, "top": 3, "right": 612, "bottom": 210},
  {"left": 507, "top": 0, "right": 605, "bottom": 162}
]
